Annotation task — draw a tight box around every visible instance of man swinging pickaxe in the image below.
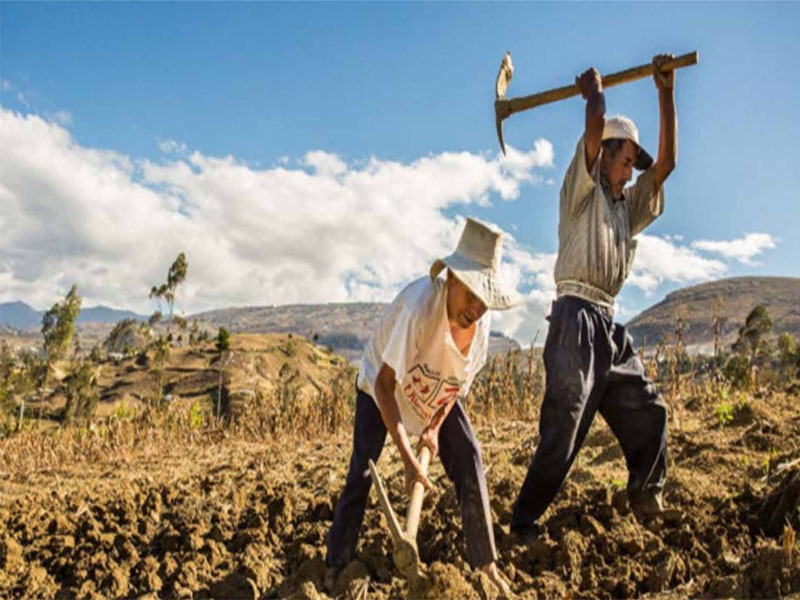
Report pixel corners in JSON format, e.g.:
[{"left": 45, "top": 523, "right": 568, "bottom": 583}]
[
  {"left": 504, "top": 50, "right": 696, "bottom": 540},
  {"left": 494, "top": 50, "right": 697, "bottom": 154}
]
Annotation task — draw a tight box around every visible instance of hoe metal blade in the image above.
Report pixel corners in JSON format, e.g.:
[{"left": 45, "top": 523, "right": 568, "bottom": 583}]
[{"left": 368, "top": 459, "right": 403, "bottom": 541}]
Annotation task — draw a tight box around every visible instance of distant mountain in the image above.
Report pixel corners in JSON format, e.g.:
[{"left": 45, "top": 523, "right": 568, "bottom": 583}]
[
  {"left": 626, "top": 276, "right": 800, "bottom": 353},
  {"left": 76, "top": 306, "right": 146, "bottom": 325},
  {"left": 7, "top": 275, "right": 797, "bottom": 358},
  {"left": 191, "top": 302, "right": 520, "bottom": 360},
  {"left": 0, "top": 301, "right": 41, "bottom": 330},
  {"left": 192, "top": 302, "right": 385, "bottom": 350},
  {"left": 2, "top": 299, "right": 520, "bottom": 360},
  {"left": 0, "top": 301, "right": 146, "bottom": 330}
]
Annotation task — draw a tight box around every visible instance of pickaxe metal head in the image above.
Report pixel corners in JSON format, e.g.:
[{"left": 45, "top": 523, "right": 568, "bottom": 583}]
[{"left": 494, "top": 51, "right": 514, "bottom": 156}]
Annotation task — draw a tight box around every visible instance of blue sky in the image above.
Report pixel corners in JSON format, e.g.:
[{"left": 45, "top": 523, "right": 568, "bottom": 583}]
[{"left": 1, "top": 2, "right": 798, "bottom": 343}]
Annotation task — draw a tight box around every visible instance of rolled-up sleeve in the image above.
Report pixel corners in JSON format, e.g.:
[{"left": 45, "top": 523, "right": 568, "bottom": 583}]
[
  {"left": 560, "top": 136, "right": 597, "bottom": 219},
  {"left": 379, "top": 304, "right": 416, "bottom": 383},
  {"left": 625, "top": 167, "right": 665, "bottom": 236}
]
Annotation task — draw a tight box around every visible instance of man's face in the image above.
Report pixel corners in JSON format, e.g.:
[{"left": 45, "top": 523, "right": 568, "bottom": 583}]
[
  {"left": 601, "top": 139, "right": 638, "bottom": 198},
  {"left": 446, "top": 273, "right": 488, "bottom": 330}
]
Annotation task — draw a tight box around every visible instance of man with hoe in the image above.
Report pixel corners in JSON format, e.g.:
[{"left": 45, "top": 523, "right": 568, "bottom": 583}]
[
  {"left": 326, "top": 218, "right": 519, "bottom": 593},
  {"left": 511, "top": 53, "right": 678, "bottom": 537}
]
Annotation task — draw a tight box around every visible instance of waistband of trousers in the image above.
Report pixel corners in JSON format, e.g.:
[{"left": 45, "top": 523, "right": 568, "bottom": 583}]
[{"left": 556, "top": 280, "right": 615, "bottom": 316}]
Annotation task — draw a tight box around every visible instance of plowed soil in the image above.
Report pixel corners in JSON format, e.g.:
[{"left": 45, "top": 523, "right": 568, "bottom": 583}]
[{"left": 2, "top": 388, "right": 800, "bottom": 599}]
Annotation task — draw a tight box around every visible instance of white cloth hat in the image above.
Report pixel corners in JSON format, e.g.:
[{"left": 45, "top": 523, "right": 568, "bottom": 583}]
[
  {"left": 429, "top": 218, "right": 521, "bottom": 310},
  {"left": 602, "top": 115, "right": 653, "bottom": 170}
]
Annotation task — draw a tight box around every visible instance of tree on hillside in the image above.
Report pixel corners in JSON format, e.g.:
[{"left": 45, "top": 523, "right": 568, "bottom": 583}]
[
  {"left": 732, "top": 304, "right": 773, "bottom": 365},
  {"left": 726, "top": 304, "right": 774, "bottom": 389},
  {"left": 778, "top": 333, "right": 796, "bottom": 363},
  {"left": 42, "top": 285, "right": 82, "bottom": 365},
  {"left": 189, "top": 320, "right": 200, "bottom": 346},
  {"left": 104, "top": 318, "right": 135, "bottom": 353},
  {"left": 147, "top": 253, "right": 187, "bottom": 405},
  {"left": 216, "top": 327, "right": 230, "bottom": 352},
  {"left": 0, "top": 342, "right": 14, "bottom": 420},
  {"left": 104, "top": 318, "right": 150, "bottom": 355},
  {"left": 151, "top": 336, "right": 170, "bottom": 405},
  {"left": 62, "top": 362, "right": 99, "bottom": 425},
  {"left": 777, "top": 332, "right": 799, "bottom": 379},
  {"left": 149, "top": 252, "right": 188, "bottom": 335},
  {"left": 148, "top": 311, "right": 162, "bottom": 328}
]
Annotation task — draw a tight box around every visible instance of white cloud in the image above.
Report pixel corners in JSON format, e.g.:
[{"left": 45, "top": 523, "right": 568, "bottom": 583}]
[
  {"left": 302, "top": 150, "right": 347, "bottom": 177},
  {"left": 1, "top": 107, "right": 778, "bottom": 346},
  {"left": 47, "top": 110, "right": 72, "bottom": 127},
  {"left": 1, "top": 79, "right": 31, "bottom": 107},
  {"left": 628, "top": 234, "right": 728, "bottom": 294},
  {"left": 490, "top": 238, "right": 557, "bottom": 345},
  {"left": 691, "top": 233, "right": 777, "bottom": 266},
  {"left": 157, "top": 138, "right": 188, "bottom": 155},
  {"left": 491, "top": 287, "right": 554, "bottom": 347},
  {"left": 0, "top": 108, "right": 554, "bottom": 332}
]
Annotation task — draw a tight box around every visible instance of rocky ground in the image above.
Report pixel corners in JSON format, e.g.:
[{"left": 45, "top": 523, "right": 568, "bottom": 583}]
[{"left": 1, "top": 384, "right": 800, "bottom": 599}]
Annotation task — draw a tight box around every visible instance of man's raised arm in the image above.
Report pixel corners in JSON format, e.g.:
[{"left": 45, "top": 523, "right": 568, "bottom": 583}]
[
  {"left": 576, "top": 67, "right": 606, "bottom": 171},
  {"left": 652, "top": 53, "right": 677, "bottom": 189}
]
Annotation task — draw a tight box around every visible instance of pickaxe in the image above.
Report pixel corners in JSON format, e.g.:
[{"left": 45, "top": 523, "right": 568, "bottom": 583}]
[
  {"left": 494, "top": 50, "right": 699, "bottom": 155},
  {"left": 368, "top": 446, "right": 432, "bottom": 581}
]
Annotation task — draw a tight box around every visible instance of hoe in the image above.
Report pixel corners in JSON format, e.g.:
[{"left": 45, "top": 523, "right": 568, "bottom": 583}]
[{"left": 369, "top": 446, "right": 431, "bottom": 583}]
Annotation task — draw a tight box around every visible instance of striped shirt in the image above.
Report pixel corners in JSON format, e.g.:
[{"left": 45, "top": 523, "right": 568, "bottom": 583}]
[{"left": 553, "top": 136, "right": 664, "bottom": 309}]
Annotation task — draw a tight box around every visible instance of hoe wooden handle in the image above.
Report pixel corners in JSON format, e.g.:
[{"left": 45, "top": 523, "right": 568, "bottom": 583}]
[
  {"left": 503, "top": 51, "right": 698, "bottom": 114},
  {"left": 405, "top": 445, "right": 431, "bottom": 539}
]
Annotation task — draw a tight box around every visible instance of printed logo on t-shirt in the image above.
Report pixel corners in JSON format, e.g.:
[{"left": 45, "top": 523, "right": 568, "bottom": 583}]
[{"left": 402, "top": 363, "right": 463, "bottom": 422}]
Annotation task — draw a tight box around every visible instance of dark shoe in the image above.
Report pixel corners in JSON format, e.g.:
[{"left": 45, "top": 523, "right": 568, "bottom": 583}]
[
  {"left": 510, "top": 521, "right": 542, "bottom": 543},
  {"left": 324, "top": 555, "right": 346, "bottom": 591},
  {"left": 630, "top": 490, "right": 664, "bottom": 518},
  {"left": 323, "top": 565, "right": 340, "bottom": 592}
]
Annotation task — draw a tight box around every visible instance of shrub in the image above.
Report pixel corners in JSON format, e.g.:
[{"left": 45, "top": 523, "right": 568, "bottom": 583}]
[
  {"left": 188, "top": 401, "right": 203, "bottom": 429},
  {"left": 216, "top": 327, "right": 230, "bottom": 352},
  {"left": 715, "top": 399, "right": 734, "bottom": 427},
  {"left": 62, "top": 363, "right": 99, "bottom": 425},
  {"left": 42, "top": 285, "right": 82, "bottom": 363},
  {"left": 724, "top": 354, "right": 751, "bottom": 389}
]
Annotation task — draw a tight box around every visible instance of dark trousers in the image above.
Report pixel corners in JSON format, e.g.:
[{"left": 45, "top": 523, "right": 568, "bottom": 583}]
[
  {"left": 511, "top": 296, "right": 668, "bottom": 528},
  {"left": 326, "top": 388, "right": 497, "bottom": 569}
]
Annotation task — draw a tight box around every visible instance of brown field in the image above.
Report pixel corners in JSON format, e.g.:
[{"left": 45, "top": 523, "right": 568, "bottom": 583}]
[{"left": 1, "top": 335, "right": 799, "bottom": 599}]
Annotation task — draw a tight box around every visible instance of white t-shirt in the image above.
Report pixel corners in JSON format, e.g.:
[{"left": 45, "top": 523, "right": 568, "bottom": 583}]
[{"left": 358, "top": 275, "right": 490, "bottom": 436}]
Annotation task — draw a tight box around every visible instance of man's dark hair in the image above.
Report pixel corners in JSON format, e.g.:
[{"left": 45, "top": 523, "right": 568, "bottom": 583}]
[{"left": 601, "top": 138, "right": 627, "bottom": 158}]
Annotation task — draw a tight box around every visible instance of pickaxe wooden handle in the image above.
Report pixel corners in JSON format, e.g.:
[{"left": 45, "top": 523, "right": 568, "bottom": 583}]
[{"left": 495, "top": 51, "right": 698, "bottom": 155}]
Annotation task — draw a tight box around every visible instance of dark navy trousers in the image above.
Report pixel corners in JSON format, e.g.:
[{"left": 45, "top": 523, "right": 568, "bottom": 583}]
[
  {"left": 326, "top": 388, "right": 497, "bottom": 569},
  {"left": 511, "top": 295, "right": 668, "bottom": 528}
]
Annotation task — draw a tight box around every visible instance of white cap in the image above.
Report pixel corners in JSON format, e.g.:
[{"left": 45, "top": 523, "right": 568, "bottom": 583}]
[{"left": 602, "top": 115, "right": 653, "bottom": 170}]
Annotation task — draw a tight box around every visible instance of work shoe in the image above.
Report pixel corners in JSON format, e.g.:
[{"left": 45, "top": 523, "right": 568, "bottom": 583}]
[
  {"left": 509, "top": 521, "right": 543, "bottom": 543},
  {"left": 630, "top": 490, "right": 665, "bottom": 518}
]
